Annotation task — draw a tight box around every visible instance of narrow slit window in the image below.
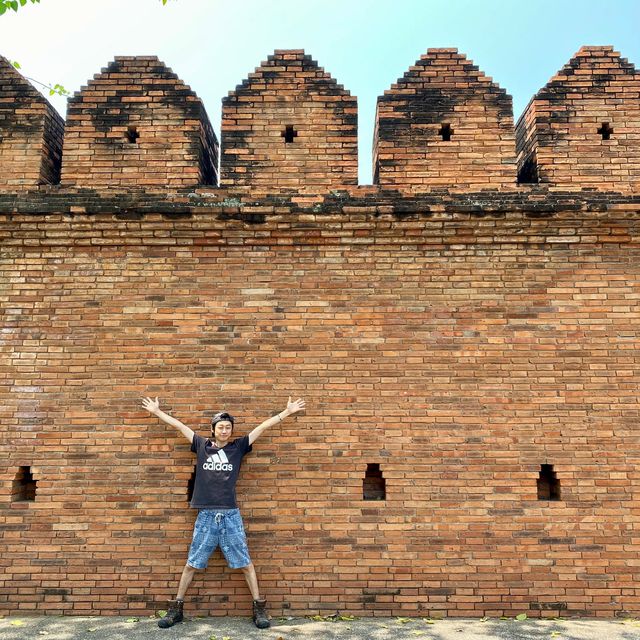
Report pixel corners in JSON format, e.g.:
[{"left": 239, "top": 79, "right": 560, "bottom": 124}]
[
  {"left": 518, "top": 152, "right": 539, "bottom": 184},
  {"left": 438, "top": 123, "right": 453, "bottom": 141},
  {"left": 12, "top": 466, "right": 37, "bottom": 502},
  {"left": 537, "top": 464, "right": 561, "bottom": 501},
  {"left": 125, "top": 126, "right": 140, "bottom": 143},
  {"left": 597, "top": 122, "right": 613, "bottom": 140},
  {"left": 187, "top": 466, "right": 196, "bottom": 503},
  {"left": 363, "top": 463, "right": 386, "bottom": 500},
  {"left": 281, "top": 125, "right": 298, "bottom": 144}
]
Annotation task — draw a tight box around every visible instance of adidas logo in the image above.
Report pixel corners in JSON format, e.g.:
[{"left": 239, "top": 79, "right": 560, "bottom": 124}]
[{"left": 203, "top": 449, "right": 233, "bottom": 472}]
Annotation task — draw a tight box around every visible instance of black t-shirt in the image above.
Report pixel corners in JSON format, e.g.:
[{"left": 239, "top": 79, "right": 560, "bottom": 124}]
[{"left": 190, "top": 434, "right": 252, "bottom": 509}]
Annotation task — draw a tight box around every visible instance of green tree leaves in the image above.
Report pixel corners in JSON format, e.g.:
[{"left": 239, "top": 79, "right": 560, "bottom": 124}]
[
  {"left": 0, "top": 0, "right": 172, "bottom": 14},
  {"left": 0, "top": 0, "right": 41, "bottom": 17},
  {"left": 49, "top": 83, "right": 68, "bottom": 96},
  {"left": 1, "top": 0, "right": 171, "bottom": 96}
]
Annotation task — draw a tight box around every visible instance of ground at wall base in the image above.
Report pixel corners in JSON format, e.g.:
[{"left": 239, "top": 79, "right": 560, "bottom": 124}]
[{"left": 2, "top": 614, "right": 640, "bottom": 640}]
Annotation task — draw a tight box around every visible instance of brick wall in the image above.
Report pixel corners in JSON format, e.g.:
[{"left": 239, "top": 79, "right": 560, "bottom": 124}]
[
  {"left": 221, "top": 50, "right": 357, "bottom": 194},
  {"left": 1, "top": 190, "right": 640, "bottom": 618},
  {"left": 1, "top": 45, "right": 640, "bottom": 619},
  {"left": 516, "top": 46, "right": 640, "bottom": 189},
  {"left": 373, "top": 49, "right": 516, "bottom": 191},
  {"left": 61, "top": 56, "right": 218, "bottom": 188},
  {"left": 0, "top": 56, "right": 64, "bottom": 188}
]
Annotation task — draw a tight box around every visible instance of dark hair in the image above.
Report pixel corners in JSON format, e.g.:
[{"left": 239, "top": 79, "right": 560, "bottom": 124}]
[{"left": 211, "top": 412, "right": 235, "bottom": 431}]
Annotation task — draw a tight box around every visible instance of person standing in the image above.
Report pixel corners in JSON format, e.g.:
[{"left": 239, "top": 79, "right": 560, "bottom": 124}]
[{"left": 142, "top": 396, "right": 305, "bottom": 629}]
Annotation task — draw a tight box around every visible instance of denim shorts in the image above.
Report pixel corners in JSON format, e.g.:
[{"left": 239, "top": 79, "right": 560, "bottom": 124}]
[{"left": 187, "top": 508, "right": 251, "bottom": 570}]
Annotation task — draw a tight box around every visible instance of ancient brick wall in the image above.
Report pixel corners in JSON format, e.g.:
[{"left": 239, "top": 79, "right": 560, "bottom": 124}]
[
  {"left": 1, "top": 191, "right": 640, "bottom": 618},
  {"left": 1, "top": 46, "right": 640, "bottom": 619}
]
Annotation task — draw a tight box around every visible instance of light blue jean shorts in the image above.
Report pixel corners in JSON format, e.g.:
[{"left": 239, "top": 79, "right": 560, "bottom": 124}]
[{"left": 187, "top": 508, "right": 251, "bottom": 570}]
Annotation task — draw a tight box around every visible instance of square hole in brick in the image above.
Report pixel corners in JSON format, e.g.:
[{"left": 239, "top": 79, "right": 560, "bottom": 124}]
[
  {"left": 597, "top": 122, "right": 613, "bottom": 140},
  {"left": 281, "top": 125, "right": 298, "bottom": 144},
  {"left": 438, "top": 123, "right": 453, "bottom": 141},
  {"left": 125, "top": 126, "right": 140, "bottom": 143}
]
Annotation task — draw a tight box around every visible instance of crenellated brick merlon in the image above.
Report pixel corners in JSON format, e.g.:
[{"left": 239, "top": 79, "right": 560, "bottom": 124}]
[
  {"left": 0, "top": 55, "right": 64, "bottom": 189},
  {"left": 60, "top": 56, "right": 218, "bottom": 189},
  {"left": 516, "top": 46, "right": 640, "bottom": 190},
  {"left": 221, "top": 50, "right": 357, "bottom": 193},
  {"left": 374, "top": 48, "right": 516, "bottom": 192}
]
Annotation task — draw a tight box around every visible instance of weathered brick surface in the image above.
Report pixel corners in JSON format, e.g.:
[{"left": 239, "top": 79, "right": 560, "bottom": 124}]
[
  {"left": 516, "top": 46, "right": 640, "bottom": 189},
  {"left": 0, "top": 56, "right": 64, "bottom": 188},
  {"left": 1, "top": 188, "right": 639, "bottom": 618},
  {"left": 1, "top": 45, "right": 640, "bottom": 619},
  {"left": 61, "top": 56, "right": 218, "bottom": 188},
  {"left": 221, "top": 50, "right": 357, "bottom": 193},
  {"left": 374, "top": 49, "right": 516, "bottom": 191}
]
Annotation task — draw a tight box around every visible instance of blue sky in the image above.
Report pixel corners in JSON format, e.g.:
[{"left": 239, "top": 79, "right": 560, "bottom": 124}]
[{"left": 2, "top": 0, "right": 639, "bottom": 183}]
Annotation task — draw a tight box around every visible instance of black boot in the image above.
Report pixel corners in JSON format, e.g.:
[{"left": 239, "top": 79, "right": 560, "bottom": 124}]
[
  {"left": 252, "top": 598, "right": 270, "bottom": 629},
  {"left": 158, "top": 599, "right": 184, "bottom": 629}
]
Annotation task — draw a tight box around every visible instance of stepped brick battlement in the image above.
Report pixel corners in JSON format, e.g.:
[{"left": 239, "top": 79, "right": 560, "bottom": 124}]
[
  {"left": 221, "top": 50, "right": 357, "bottom": 193},
  {"left": 373, "top": 48, "right": 516, "bottom": 191},
  {"left": 0, "top": 55, "right": 64, "bottom": 188},
  {"left": 516, "top": 46, "right": 640, "bottom": 189},
  {"left": 60, "top": 56, "right": 218, "bottom": 188}
]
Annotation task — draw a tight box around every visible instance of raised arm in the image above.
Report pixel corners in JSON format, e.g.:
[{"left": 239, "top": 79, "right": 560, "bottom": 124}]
[
  {"left": 248, "top": 396, "right": 305, "bottom": 446},
  {"left": 142, "top": 397, "right": 195, "bottom": 444}
]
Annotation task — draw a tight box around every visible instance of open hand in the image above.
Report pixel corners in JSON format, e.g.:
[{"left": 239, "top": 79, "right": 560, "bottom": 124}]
[
  {"left": 142, "top": 396, "right": 160, "bottom": 415},
  {"left": 286, "top": 396, "right": 306, "bottom": 415}
]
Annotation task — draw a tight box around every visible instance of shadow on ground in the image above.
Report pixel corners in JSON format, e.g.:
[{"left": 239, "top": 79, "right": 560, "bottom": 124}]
[{"left": 1, "top": 615, "right": 640, "bottom": 640}]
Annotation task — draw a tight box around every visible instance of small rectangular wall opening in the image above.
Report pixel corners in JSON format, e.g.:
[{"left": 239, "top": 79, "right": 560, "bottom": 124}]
[
  {"left": 363, "top": 463, "right": 386, "bottom": 500},
  {"left": 517, "top": 153, "right": 539, "bottom": 184},
  {"left": 537, "top": 464, "right": 561, "bottom": 501},
  {"left": 12, "top": 466, "right": 37, "bottom": 502}
]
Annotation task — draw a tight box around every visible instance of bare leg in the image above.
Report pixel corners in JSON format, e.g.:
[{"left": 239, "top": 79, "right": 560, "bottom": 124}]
[
  {"left": 240, "top": 563, "right": 261, "bottom": 600},
  {"left": 176, "top": 563, "right": 199, "bottom": 600}
]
